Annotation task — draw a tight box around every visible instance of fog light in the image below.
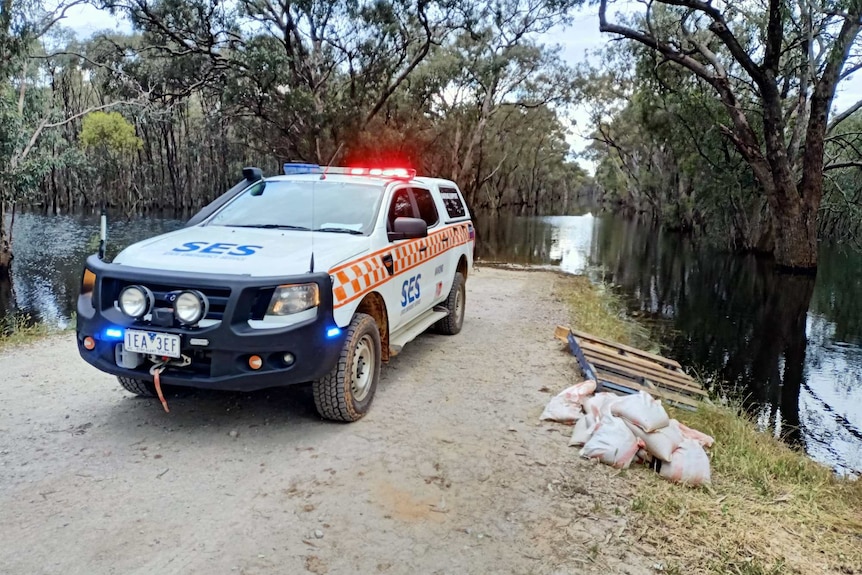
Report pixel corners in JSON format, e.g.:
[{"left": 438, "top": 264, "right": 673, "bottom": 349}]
[
  {"left": 174, "top": 290, "right": 208, "bottom": 326},
  {"left": 83, "top": 336, "right": 96, "bottom": 350},
  {"left": 283, "top": 352, "right": 295, "bottom": 366},
  {"left": 248, "top": 355, "right": 263, "bottom": 370},
  {"left": 119, "top": 285, "right": 154, "bottom": 319}
]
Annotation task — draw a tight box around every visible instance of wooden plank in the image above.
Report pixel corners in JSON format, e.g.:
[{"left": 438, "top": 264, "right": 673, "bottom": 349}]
[
  {"left": 579, "top": 340, "right": 695, "bottom": 383},
  {"left": 588, "top": 358, "right": 708, "bottom": 396},
  {"left": 577, "top": 338, "right": 688, "bottom": 376},
  {"left": 585, "top": 352, "right": 705, "bottom": 397},
  {"left": 554, "top": 325, "right": 574, "bottom": 343},
  {"left": 589, "top": 359, "right": 705, "bottom": 398},
  {"left": 553, "top": 325, "right": 705, "bottom": 400},
  {"left": 581, "top": 347, "right": 705, "bottom": 394},
  {"left": 567, "top": 327, "right": 682, "bottom": 369},
  {"left": 596, "top": 370, "right": 701, "bottom": 409}
]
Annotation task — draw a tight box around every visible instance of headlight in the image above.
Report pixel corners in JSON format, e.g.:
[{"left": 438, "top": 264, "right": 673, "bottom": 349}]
[
  {"left": 174, "top": 290, "right": 208, "bottom": 325},
  {"left": 267, "top": 284, "right": 320, "bottom": 316},
  {"left": 118, "top": 285, "right": 154, "bottom": 319}
]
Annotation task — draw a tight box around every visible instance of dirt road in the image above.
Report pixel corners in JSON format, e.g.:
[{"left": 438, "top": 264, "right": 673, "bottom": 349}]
[{"left": 0, "top": 268, "right": 652, "bottom": 575}]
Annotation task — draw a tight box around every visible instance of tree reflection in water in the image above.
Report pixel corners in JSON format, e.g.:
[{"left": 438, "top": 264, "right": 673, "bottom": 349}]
[{"left": 588, "top": 217, "right": 860, "bottom": 476}]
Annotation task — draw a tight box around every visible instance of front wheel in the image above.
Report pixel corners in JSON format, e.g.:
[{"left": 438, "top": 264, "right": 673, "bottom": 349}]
[
  {"left": 436, "top": 272, "right": 465, "bottom": 335},
  {"left": 313, "top": 313, "right": 381, "bottom": 422},
  {"left": 117, "top": 376, "right": 156, "bottom": 397}
]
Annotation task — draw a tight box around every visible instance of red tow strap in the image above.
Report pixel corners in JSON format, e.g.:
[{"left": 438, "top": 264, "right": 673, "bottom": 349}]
[{"left": 152, "top": 366, "right": 170, "bottom": 413}]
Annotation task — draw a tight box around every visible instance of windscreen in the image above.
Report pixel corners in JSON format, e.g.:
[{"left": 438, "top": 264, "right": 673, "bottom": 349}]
[{"left": 206, "top": 180, "right": 384, "bottom": 235}]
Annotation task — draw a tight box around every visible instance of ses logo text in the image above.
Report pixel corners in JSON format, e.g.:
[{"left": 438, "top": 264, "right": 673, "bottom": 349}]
[{"left": 167, "top": 241, "right": 263, "bottom": 258}]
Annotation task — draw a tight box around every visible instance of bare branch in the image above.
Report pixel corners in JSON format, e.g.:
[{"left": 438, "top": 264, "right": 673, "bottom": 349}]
[
  {"left": 828, "top": 97, "right": 862, "bottom": 133},
  {"left": 824, "top": 160, "right": 862, "bottom": 171}
]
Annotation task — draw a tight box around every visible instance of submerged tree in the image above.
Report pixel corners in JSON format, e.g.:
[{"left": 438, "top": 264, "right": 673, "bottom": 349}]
[{"left": 593, "top": 0, "right": 862, "bottom": 270}]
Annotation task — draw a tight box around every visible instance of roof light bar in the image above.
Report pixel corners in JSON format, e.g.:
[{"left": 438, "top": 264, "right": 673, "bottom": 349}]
[
  {"left": 343, "top": 167, "right": 416, "bottom": 180},
  {"left": 283, "top": 163, "right": 322, "bottom": 175},
  {"left": 280, "top": 164, "right": 416, "bottom": 180}
]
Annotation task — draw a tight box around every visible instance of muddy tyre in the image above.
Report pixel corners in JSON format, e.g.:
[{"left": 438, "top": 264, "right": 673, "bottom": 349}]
[
  {"left": 313, "top": 313, "right": 381, "bottom": 422},
  {"left": 436, "top": 272, "right": 466, "bottom": 335},
  {"left": 117, "top": 376, "right": 156, "bottom": 397}
]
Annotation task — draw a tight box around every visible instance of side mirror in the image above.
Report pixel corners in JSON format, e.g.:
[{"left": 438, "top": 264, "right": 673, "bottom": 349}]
[{"left": 388, "top": 217, "right": 428, "bottom": 241}]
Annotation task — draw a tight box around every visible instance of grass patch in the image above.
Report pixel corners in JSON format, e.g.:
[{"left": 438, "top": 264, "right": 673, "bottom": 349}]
[
  {"left": 555, "top": 273, "right": 862, "bottom": 574},
  {"left": 0, "top": 312, "right": 70, "bottom": 352},
  {"left": 631, "top": 403, "right": 862, "bottom": 574},
  {"left": 553, "top": 274, "right": 652, "bottom": 351}
]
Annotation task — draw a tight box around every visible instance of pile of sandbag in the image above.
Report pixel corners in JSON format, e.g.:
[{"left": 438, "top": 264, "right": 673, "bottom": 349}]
[{"left": 541, "top": 381, "right": 713, "bottom": 486}]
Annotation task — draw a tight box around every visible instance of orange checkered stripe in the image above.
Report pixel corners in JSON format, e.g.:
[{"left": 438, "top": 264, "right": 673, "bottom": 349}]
[{"left": 330, "top": 223, "right": 472, "bottom": 309}]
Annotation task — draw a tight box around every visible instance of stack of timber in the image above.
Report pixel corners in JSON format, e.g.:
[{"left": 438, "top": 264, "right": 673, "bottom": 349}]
[{"left": 554, "top": 326, "right": 707, "bottom": 409}]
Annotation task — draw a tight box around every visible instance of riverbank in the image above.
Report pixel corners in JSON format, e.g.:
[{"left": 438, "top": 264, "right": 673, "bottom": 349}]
[
  {"left": 0, "top": 312, "right": 71, "bottom": 352},
  {"left": 554, "top": 274, "right": 862, "bottom": 574}
]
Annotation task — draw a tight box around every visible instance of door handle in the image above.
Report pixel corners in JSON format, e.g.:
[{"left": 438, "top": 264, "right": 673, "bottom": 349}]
[
  {"left": 419, "top": 246, "right": 428, "bottom": 253},
  {"left": 441, "top": 237, "right": 449, "bottom": 242}
]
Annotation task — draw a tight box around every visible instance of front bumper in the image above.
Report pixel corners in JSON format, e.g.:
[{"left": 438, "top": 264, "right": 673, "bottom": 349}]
[{"left": 76, "top": 255, "right": 344, "bottom": 391}]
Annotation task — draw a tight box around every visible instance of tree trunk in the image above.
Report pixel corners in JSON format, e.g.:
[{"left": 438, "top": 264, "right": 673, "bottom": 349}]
[
  {"left": 771, "top": 198, "right": 819, "bottom": 270},
  {"left": 0, "top": 202, "right": 11, "bottom": 273}
]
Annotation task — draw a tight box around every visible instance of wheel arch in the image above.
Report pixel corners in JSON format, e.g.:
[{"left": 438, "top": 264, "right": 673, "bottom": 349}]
[
  {"left": 457, "top": 255, "right": 469, "bottom": 279},
  {"left": 355, "top": 291, "right": 390, "bottom": 362}
]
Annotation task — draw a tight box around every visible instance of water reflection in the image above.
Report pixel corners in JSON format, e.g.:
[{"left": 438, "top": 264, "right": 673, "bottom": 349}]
[
  {"left": 0, "top": 212, "right": 184, "bottom": 328},
  {"left": 475, "top": 213, "right": 596, "bottom": 273},
  {"left": 477, "top": 214, "right": 861, "bottom": 476}
]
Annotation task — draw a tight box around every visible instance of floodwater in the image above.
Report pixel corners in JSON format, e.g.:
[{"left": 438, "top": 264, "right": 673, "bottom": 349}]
[
  {"left": 475, "top": 213, "right": 862, "bottom": 477},
  {"left": 1, "top": 211, "right": 860, "bottom": 476}
]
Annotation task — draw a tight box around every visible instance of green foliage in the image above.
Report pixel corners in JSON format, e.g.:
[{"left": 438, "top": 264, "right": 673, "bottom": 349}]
[{"left": 79, "top": 111, "right": 142, "bottom": 156}]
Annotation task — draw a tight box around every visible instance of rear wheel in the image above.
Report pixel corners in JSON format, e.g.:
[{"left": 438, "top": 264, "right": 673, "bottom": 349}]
[
  {"left": 117, "top": 376, "right": 156, "bottom": 397},
  {"left": 313, "top": 313, "right": 381, "bottom": 422},
  {"left": 436, "top": 272, "right": 465, "bottom": 335}
]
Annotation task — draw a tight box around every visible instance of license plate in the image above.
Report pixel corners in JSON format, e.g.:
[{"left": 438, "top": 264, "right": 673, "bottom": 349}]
[{"left": 124, "top": 329, "right": 182, "bottom": 358}]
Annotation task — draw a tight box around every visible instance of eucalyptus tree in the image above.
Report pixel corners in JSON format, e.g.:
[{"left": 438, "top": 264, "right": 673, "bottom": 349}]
[
  {"left": 594, "top": 0, "right": 862, "bottom": 270},
  {"left": 414, "top": 0, "right": 579, "bottom": 208},
  {"left": 1, "top": 0, "right": 90, "bottom": 271}
]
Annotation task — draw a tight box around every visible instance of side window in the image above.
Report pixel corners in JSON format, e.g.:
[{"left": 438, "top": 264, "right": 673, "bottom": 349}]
[
  {"left": 439, "top": 186, "right": 466, "bottom": 219},
  {"left": 412, "top": 188, "right": 439, "bottom": 227},
  {"left": 388, "top": 188, "right": 414, "bottom": 229}
]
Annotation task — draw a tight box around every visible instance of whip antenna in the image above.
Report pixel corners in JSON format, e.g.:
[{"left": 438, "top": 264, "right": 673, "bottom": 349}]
[{"left": 309, "top": 143, "right": 345, "bottom": 273}]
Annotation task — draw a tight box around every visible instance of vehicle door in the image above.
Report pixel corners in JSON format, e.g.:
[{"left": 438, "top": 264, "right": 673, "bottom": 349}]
[
  {"left": 381, "top": 186, "right": 438, "bottom": 328},
  {"left": 432, "top": 184, "right": 471, "bottom": 302},
  {"left": 408, "top": 186, "right": 450, "bottom": 309}
]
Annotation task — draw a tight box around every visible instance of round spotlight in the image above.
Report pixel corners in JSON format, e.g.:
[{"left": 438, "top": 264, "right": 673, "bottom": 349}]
[
  {"left": 83, "top": 336, "right": 96, "bottom": 350},
  {"left": 173, "top": 290, "right": 208, "bottom": 326},
  {"left": 283, "top": 352, "right": 295, "bottom": 366},
  {"left": 118, "top": 285, "right": 154, "bottom": 319}
]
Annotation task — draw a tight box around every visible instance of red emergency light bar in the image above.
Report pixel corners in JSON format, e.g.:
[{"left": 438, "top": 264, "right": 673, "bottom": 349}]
[{"left": 328, "top": 166, "right": 416, "bottom": 180}]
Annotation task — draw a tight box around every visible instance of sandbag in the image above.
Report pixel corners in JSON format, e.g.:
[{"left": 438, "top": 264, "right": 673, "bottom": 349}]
[
  {"left": 676, "top": 420, "right": 715, "bottom": 448},
  {"left": 659, "top": 438, "right": 712, "bottom": 486},
  {"left": 635, "top": 448, "right": 653, "bottom": 464},
  {"left": 611, "top": 390, "right": 670, "bottom": 432},
  {"left": 569, "top": 412, "right": 597, "bottom": 446},
  {"left": 625, "top": 419, "right": 683, "bottom": 462},
  {"left": 540, "top": 379, "right": 597, "bottom": 424},
  {"left": 583, "top": 392, "right": 621, "bottom": 419},
  {"left": 579, "top": 414, "right": 642, "bottom": 469}
]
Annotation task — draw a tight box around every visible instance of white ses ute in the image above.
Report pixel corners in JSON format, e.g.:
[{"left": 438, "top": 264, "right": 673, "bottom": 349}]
[{"left": 76, "top": 165, "right": 475, "bottom": 421}]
